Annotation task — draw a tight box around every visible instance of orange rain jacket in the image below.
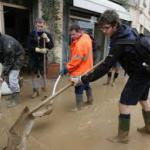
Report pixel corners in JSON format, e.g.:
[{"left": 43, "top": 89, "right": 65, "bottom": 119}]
[{"left": 67, "top": 33, "right": 93, "bottom": 76}]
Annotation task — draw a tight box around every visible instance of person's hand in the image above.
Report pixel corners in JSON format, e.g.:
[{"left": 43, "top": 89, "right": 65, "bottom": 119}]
[
  {"left": 35, "top": 47, "right": 47, "bottom": 54},
  {"left": 42, "top": 33, "right": 50, "bottom": 43},
  {"left": 70, "top": 76, "right": 82, "bottom": 86}
]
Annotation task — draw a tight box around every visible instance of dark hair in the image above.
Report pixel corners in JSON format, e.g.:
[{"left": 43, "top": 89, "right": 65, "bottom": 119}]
[
  {"left": 69, "top": 24, "right": 81, "bottom": 32},
  {"left": 98, "top": 9, "right": 120, "bottom": 27},
  {"left": 35, "top": 18, "right": 45, "bottom": 24}
]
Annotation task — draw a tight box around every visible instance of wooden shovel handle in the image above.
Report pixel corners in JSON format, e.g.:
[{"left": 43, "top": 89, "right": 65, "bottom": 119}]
[
  {"left": 29, "top": 60, "right": 103, "bottom": 114},
  {"left": 29, "top": 83, "right": 72, "bottom": 114}
]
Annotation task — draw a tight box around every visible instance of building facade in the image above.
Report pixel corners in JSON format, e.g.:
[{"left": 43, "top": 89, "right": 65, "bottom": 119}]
[
  {"left": 129, "top": 0, "right": 150, "bottom": 35},
  {"left": 63, "top": 0, "right": 131, "bottom": 65},
  {"left": 0, "top": 0, "right": 132, "bottom": 74}
]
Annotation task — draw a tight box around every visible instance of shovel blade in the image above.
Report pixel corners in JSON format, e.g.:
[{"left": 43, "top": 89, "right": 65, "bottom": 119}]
[{"left": 7, "top": 107, "right": 34, "bottom": 150}]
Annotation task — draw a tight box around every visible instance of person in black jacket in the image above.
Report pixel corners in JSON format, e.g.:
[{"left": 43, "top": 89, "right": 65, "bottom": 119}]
[
  {"left": 28, "top": 18, "right": 54, "bottom": 98},
  {"left": 70, "top": 10, "right": 150, "bottom": 143},
  {"left": 0, "top": 33, "right": 24, "bottom": 107}
]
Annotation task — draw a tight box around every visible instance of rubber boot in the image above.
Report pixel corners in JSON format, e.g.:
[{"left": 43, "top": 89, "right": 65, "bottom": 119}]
[
  {"left": 31, "top": 89, "right": 40, "bottom": 99},
  {"left": 71, "top": 94, "right": 83, "bottom": 112},
  {"left": 108, "top": 115, "right": 130, "bottom": 144},
  {"left": 137, "top": 110, "right": 150, "bottom": 134},
  {"left": 85, "top": 88, "right": 93, "bottom": 105},
  {"left": 7, "top": 92, "right": 20, "bottom": 108}
]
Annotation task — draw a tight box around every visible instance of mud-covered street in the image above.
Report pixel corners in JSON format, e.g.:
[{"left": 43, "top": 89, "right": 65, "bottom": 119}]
[{"left": 1, "top": 72, "right": 150, "bottom": 150}]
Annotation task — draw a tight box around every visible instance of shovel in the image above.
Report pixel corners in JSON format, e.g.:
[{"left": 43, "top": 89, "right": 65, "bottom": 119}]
[{"left": 5, "top": 60, "right": 102, "bottom": 150}]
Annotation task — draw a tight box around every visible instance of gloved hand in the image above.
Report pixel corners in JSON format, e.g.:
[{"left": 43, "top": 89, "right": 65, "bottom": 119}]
[
  {"left": 35, "top": 47, "right": 47, "bottom": 54},
  {"left": 42, "top": 33, "right": 50, "bottom": 43},
  {"left": 60, "top": 66, "right": 68, "bottom": 75},
  {"left": 70, "top": 76, "right": 82, "bottom": 86}
]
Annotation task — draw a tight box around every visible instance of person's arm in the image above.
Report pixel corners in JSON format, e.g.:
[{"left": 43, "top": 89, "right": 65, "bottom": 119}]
[
  {"left": 42, "top": 32, "right": 54, "bottom": 50},
  {"left": 81, "top": 44, "right": 123, "bottom": 83},
  {"left": 66, "top": 44, "right": 85, "bottom": 73},
  {"left": 14, "top": 44, "right": 25, "bottom": 70},
  {"left": 2, "top": 43, "right": 15, "bottom": 76}
]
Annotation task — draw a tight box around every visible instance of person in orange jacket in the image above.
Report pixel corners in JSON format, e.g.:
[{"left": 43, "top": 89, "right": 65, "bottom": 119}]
[{"left": 61, "top": 24, "right": 94, "bottom": 111}]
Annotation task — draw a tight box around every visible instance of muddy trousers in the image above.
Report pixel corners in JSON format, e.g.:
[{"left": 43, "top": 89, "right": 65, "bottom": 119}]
[
  {"left": 75, "top": 94, "right": 83, "bottom": 110},
  {"left": 85, "top": 88, "right": 93, "bottom": 104},
  {"left": 32, "top": 77, "right": 46, "bottom": 91},
  {"left": 9, "top": 70, "right": 20, "bottom": 93},
  {"left": 108, "top": 114, "right": 130, "bottom": 143},
  {"left": 137, "top": 110, "right": 150, "bottom": 134},
  {"left": 107, "top": 72, "right": 119, "bottom": 83}
]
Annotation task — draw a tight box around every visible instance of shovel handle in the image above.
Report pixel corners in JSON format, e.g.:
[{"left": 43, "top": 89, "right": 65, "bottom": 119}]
[
  {"left": 29, "top": 60, "right": 103, "bottom": 114},
  {"left": 29, "top": 83, "right": 72, "bottom": 114}
]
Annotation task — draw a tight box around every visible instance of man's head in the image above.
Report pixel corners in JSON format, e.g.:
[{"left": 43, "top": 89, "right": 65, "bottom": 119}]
[
  {"left": 69, "top": 24, "right": 82, "bottom": 41},
  {"left": 98, "top": 9, "right": 120, "bottom": 37},
  {"left": 35, "top": 18, "right": 45, "bottom": 32}
]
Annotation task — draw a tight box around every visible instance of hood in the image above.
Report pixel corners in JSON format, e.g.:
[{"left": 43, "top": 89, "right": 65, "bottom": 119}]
[{"left": 111, "top": 24, "right": 137, "bottom": 44}]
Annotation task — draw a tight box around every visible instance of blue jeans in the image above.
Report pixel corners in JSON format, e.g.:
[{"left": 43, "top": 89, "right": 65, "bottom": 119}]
[{"left": 75, "top": 82, "right": 91, "bottom": 95}]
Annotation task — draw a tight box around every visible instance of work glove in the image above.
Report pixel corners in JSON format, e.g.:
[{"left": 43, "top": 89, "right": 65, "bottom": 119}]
[
  {"left": 42, "top": 33, "right": 50, "bottom": 43},
  {"left": 60, "top": 66, "right": 68, "bottom": 76},
  {"left": 70, "top": 76, "right": 83, "bottom": 86},
  {"left": 35, "top": 47, "right": 47, "bottom": 54}
]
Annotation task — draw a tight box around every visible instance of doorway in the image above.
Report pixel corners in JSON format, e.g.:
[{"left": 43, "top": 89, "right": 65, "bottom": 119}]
[{"left": 4, "top": 6, "right": 29, "bottom": 48}]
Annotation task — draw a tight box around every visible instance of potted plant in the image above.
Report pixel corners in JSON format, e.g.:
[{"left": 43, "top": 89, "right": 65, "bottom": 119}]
[
  {"left": 41, "top": 0, "right": 61, "bottom": 78},
  {"left": 47, "top": 50, "right": 60, "bottom": 79}
]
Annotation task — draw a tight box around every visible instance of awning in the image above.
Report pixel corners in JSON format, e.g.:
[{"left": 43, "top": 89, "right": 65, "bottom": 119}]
[{"left": 73, "top": 0, "right": 131, "bottom": 21}]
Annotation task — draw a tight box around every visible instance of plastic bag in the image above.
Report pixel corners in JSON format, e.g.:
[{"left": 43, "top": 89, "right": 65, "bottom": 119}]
[{"left": 1, "top": 81, "right": 12, "bottom": 95}]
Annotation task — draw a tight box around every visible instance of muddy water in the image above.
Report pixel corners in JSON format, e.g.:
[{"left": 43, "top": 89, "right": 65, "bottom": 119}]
[{"left": 0, "top": 73, "right": 150, "bottom": 150}]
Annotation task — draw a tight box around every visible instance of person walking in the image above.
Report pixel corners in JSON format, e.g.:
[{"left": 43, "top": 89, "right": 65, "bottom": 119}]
[
  {"left": 0, "top": 33, "right": 24, "bottom": 107},
  {"left": 27, "top": 18, "right": 54, "bottom": 98},
  {"left": 61, "top": 25, "right": 94, "bottom": 111},
  {"left": 70, "top": 10, "right": 150, "bottom": 143}
]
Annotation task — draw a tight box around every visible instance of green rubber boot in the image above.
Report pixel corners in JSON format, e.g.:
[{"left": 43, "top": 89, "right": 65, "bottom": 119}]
[
  {"left": 137, "top": 110, "right": 150, "bottom": 134},
  {"left": 108, "top": 116, "right": 130, "bottom": 144}
]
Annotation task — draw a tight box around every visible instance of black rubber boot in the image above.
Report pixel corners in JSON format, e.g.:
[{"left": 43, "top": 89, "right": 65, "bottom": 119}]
[
  {"left": 137, "top": 110, "right": 150, "bottom": 134},
  {"left": 85, "top": 88, "right": 93, "bottom": 105},
  {"left": 7, "top": 92, "right": 20, "bottom": 108},
  {"left": 108, "top": 114, "right": 130, "bottom": 144}
]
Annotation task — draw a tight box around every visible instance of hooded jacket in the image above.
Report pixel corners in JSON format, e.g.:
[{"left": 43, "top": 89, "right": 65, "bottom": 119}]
[
  {"left": 82, "top": 24, "right": 150, "bottom": 83},
  {"left": 0, "top": 34, "right": 24, "bottom": 75}
]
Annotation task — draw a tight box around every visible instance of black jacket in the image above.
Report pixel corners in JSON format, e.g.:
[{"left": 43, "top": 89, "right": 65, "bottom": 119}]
[
  {"left": 0, "top": 34, "right": 24, "bottom": 75},
  {"left": 82, "top": 24, "right": 150, "bottom": 83},
  {"left": 27, "top": 30, "right": 54, "bottom": 61}
]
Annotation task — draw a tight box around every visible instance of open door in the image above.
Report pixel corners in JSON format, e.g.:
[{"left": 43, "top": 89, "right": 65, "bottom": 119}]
[{"left": 4, "top": 6, "right": 29, "bottom": 48}]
